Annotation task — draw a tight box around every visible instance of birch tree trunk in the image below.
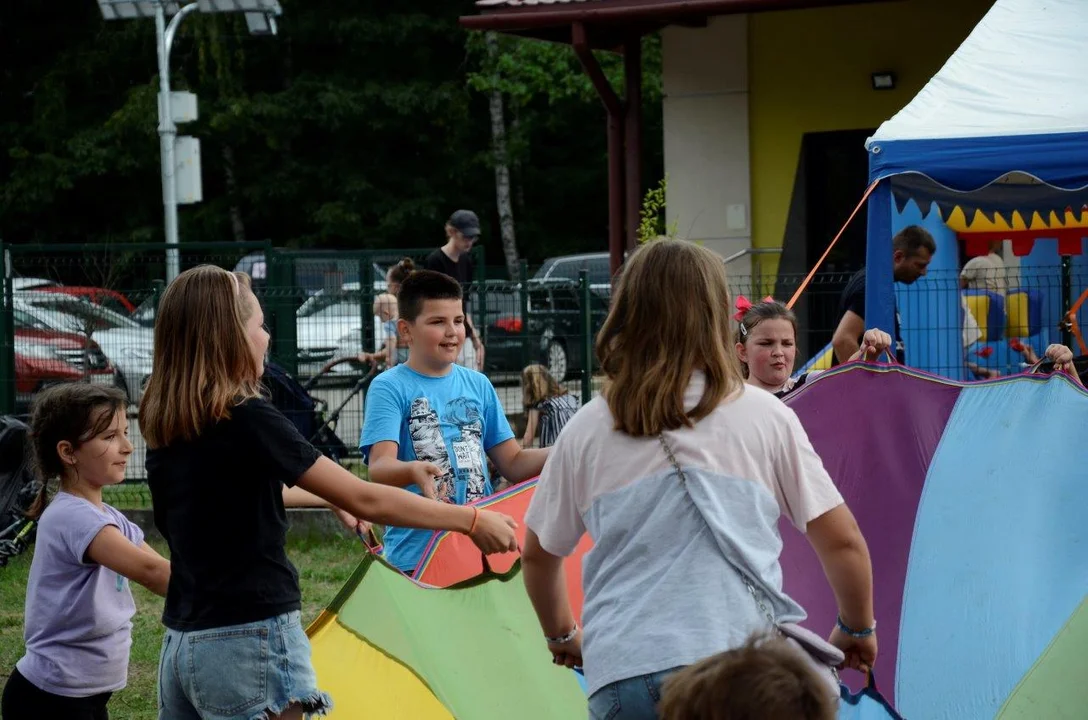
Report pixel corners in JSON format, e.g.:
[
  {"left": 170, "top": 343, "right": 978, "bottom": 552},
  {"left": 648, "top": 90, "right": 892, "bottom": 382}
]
[
  {"left": 222, "top": 144, "right": 247, "bottom": 243},
  {"left": 486, "top": 32, "right": 519, "bottom": 280}
]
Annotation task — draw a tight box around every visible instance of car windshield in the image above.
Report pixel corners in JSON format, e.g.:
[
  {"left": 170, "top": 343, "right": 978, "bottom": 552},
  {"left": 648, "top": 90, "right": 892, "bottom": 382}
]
[
  {"left": 17, "top": 295, "right": 140, "bottom": 332},
  {"left": 12, "top": 308, "right": 52, "bottom": 331}
]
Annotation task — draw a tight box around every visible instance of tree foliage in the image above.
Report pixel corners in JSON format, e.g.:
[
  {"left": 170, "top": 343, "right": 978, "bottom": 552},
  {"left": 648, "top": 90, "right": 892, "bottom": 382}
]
[{"left": 0, "top": 1, "right": 663, "bottom": 268}]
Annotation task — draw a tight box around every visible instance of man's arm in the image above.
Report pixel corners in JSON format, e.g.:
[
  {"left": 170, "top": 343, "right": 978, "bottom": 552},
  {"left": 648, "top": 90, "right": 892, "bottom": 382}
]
[
  {"left": 488, "top": 438, "right": 548, "bottom": 484},
  {"left": 832, "top": 310, "right": 865, "bottom": 364}
]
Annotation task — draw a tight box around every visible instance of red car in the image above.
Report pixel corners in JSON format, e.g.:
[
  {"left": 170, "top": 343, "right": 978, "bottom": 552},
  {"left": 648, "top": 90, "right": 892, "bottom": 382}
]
[{"left": 13, "top": 325, "right": 116, "bottom": 412}]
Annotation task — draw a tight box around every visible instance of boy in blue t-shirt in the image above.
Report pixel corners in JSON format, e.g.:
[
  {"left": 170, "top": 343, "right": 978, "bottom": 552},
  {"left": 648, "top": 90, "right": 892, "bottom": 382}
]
[{"left": 360, "top": 270, "right": 550, "bottom": 572}]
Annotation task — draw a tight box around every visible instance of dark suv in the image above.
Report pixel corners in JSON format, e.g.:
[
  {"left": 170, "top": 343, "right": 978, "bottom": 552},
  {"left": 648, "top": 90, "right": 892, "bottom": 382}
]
[{"left": 483, "top": 253, "right": 612, "bottom": 381}]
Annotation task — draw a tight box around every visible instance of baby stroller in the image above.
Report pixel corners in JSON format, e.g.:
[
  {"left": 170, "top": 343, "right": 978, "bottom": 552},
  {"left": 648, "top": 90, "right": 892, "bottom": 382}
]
[
  {"left": 262, "top": 357, "right": 379, "bottom": 464},
  {"left": 0, "top": 415, "right": 39, "bottom": 567}
]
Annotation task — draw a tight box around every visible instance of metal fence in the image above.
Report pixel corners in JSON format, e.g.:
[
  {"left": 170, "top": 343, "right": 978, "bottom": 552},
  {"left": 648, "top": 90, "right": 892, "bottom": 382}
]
[{"left": 0, "top": 242, "right": 1081, "bottom": 484}]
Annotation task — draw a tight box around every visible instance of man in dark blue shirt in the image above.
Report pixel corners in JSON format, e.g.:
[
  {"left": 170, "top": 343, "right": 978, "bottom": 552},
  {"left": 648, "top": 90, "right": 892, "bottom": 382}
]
[{"left": 832, "top": 225, "right": 936, "bottom": 365}]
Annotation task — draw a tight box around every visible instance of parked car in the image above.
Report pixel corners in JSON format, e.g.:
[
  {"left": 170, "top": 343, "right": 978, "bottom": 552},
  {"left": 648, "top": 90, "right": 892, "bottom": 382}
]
[
  {"left": 296, "top": 284, "right": 370, "bottom": 375},
  {"left": 13, "top": 293, "right": 153, "bottom": 401},
  {"left": 30, "top": 286, "right": 138, "bottom": 315},
  {"left": 11, "top": 278, "right": 59, "bottom": 292},
  {"left": 13, "top": 314, "right": 116, "bottom": 412},
  {"left": 532, "top": 252, "right": 612, "bottom": 287},
  {"left": 478, "top": 253, "right": 612, "bottom": 381},
  {"left": 235, "top": 252, "right": 387, "bottom": 298}
]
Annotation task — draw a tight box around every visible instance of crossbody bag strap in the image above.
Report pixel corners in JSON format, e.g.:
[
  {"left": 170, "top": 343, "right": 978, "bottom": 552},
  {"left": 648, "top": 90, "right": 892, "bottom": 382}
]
[{"left": 657, "top": 433, "right": 777, "bottom": 628}]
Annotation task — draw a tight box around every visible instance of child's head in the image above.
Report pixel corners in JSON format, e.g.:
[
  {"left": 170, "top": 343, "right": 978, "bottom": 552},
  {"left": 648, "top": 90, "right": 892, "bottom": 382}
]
[
  {"left": 139, "top": 265, "right": 267, "bottom": 448},
  {"left": 385, "top": 257, "right": 415, "bottom": 296},
  {"left": 596, "top": 239, "right": 744, "bottom": 437},
  {"left": 521, "top": 364, "right": 566, "bottom": 407},
  {"left": 27, "top": 383, "right": 130, "bottom": 516},
  {"left": 659, "top": 634, "right": 836, "bottom": 720},
  {"left": 734, "top": 299, "right": 798, "bottom": 391},
  {"left": 397, "top": 270, "right": 465, "bottom": 371},
  {"left": 373, "top": 293, "right": 398, "bottom": 322}
]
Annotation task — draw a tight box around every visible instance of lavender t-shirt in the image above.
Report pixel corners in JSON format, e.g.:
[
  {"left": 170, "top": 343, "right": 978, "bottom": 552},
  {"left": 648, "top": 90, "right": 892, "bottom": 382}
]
[{"left": 16, "top": 492, "right": 144, "bottom": 697}]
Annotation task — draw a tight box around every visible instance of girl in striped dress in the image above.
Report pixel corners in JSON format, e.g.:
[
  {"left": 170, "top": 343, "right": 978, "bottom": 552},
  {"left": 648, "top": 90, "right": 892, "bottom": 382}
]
[{"left": 521, "top": 364, "right": 580, "bottom": 448}]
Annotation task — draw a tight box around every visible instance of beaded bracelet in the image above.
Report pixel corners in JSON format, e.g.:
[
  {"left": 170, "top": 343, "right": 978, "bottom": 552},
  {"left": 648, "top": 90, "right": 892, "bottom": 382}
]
[
  {"left": 836, "top": 616, "right": 876, "bottom": 638},
  {"left": 546, "top": 623, "right": 579, "bottom": 644}
]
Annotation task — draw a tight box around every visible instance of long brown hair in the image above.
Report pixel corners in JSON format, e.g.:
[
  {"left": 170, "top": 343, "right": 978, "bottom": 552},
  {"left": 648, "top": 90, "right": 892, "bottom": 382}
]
[
  {"left": 521, "top": 364, "right": 566, "bottom": 408},
  {"left": 139, "top": 265, "right": 261, "bottom": 448},
  {"left": 596, "top": 239, "right": 743, "bottom": 437}
]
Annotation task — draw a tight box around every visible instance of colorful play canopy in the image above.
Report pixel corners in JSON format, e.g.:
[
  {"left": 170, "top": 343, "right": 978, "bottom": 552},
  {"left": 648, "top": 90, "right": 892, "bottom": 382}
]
[
  {"left": 307, "top": 364, "right": 1088, "bottom": 719},
  {"left": 781, "top": 364, "right": 1088, "bottom": 719}
]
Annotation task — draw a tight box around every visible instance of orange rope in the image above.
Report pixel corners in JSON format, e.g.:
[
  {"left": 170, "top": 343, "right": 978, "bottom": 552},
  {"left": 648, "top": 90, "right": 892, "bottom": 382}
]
[
  {"left": 1064, "top": 287, "right": 1088, "bottom": 355},
  {"left": 787, "top": 180, "right": 881, "bottom": 310}
]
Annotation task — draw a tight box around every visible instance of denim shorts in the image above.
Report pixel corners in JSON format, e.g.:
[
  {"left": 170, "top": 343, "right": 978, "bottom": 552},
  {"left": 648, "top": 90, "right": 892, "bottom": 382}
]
[
  {"left": 157, "top": 610, "right": 332, "bottom": 720},
  {"left": 588, "top": 667, "right": 683, "bottom": 720}
]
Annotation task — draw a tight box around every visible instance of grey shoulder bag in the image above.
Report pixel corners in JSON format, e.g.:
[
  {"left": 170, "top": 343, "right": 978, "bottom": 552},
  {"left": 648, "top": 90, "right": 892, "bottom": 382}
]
[{"left": 657, "top": 433, "right": 843, "bottom": 693}]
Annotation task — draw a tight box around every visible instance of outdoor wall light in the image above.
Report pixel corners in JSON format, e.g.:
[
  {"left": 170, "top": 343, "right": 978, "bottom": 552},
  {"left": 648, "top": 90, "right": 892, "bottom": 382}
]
[{"left": 872, "top": 72, "right": 897, "bottom": 91}]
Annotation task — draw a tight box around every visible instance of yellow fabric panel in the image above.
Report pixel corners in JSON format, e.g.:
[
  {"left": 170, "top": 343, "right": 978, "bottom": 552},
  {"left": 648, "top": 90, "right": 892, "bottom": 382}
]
[
  {"left": 1006, "top": 291, "right": 1030, "bottom": 339},
  {"left": 963, "top": 294, "right": 992, "bottom": 342},
  {"left": 309, "top": 615, "right": 454, "bottom": 720},
  {"left": 811, "top": 344, "right": 835, "bottom": 372}
]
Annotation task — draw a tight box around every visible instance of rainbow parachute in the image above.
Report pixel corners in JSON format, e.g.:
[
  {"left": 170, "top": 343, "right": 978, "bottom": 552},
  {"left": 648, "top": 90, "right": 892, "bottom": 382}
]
[{"left": 307, "top": 364, "right": 1088, "bottom": 719}]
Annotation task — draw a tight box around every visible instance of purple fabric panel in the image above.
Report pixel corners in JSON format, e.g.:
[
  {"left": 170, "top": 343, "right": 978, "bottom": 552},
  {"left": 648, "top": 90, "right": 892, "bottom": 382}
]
[{"left": 779, "top": 366, "right": 961, "bottom": 704}]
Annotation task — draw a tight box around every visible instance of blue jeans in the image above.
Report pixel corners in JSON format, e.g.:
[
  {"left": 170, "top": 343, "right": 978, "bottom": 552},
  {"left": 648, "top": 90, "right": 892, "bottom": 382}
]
[
  {"left": 588, "top": 667, "right": 684, "bottom": 720},
  {"left": 157, "top": 610, "right": 331, "bottom": 720}
]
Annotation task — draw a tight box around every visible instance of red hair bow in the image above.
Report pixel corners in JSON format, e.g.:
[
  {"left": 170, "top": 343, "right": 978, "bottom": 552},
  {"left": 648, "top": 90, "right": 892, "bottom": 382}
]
[{"left": 733, "top": 294, "right": 775, "bottom": 321}]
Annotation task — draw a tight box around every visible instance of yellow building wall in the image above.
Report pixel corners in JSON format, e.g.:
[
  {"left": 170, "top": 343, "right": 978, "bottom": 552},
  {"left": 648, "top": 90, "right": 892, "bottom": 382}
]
[{"left": 749, "top": 0, "right": 993, "bottom": 277}]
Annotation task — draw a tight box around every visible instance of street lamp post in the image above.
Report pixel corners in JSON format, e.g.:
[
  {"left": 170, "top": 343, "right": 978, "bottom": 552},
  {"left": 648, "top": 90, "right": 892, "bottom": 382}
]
[{"left": 96, "top": 0, "right": 282, "bottom": 282}]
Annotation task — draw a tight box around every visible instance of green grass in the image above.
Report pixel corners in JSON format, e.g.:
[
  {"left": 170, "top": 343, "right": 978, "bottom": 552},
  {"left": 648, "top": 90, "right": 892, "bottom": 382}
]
[
  {"left": 0, "top": 535, "right": 363, "bottom": 719},
  {"left": 103, "top": 484, "right": 154, "bottom": 510}
]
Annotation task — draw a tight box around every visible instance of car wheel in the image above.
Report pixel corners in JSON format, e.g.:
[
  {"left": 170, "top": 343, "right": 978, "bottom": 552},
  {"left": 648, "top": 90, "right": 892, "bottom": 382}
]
[{"left": 546, "top": 340, "right": 569, "bottom": 382}]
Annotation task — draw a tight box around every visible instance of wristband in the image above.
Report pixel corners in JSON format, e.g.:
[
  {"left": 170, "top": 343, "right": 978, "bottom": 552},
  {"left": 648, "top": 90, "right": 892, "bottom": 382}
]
[
  {"left": 467, "top": 506, "right": 479, "bottom": 536},
  {"left": 836, "top": 616, "right": 876, "bottom": 638},
  {"left": 546, "top": 623, "right": 578, "bottom": 644}
]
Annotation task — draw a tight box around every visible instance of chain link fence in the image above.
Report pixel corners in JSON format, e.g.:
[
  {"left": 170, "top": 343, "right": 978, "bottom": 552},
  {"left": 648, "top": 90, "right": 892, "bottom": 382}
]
[{"left": 1, "top": 243, "right": 1081, "bottom": 489}]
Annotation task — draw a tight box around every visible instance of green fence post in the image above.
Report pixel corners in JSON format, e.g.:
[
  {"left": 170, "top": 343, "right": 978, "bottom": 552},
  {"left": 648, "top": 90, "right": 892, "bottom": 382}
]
[
  {"left": 474, "top": 246, "right": 486, "bottom": 349},
  {"left": 360, "top": 255, "right": 375, "bottom": 360},
  {"left": 0, "top": 243, "right": 13, "bottom": 415},
  {"left": 268, "top": 250, "right": 298, "bottom": 376},
  {"left": 518, "top": 260, "right": 529, "bottom": 370},
  {"left": 580, "top": 269, "right": 592, "bottom": 406}
]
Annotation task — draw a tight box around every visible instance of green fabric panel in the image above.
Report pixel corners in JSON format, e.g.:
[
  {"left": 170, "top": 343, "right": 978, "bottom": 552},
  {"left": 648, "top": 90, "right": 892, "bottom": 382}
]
[
  {"left": 997, "top": 595, "right": 1088, "bottom": 719},
  {"left": 337, "top": 555, "right": 586, "bottom": 720}
]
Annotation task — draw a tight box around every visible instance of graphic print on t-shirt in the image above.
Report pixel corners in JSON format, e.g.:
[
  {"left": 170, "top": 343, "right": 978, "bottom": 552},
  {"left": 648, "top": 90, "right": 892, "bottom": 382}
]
[
  {"left": 408, "top": 397, "right": 456, "bottom": 501},
  {"left": 407, "top": 396, "right": 487, "bottom": 503},
  {"left": 444, "top": 397, "right": 487, "bottom": 500}
]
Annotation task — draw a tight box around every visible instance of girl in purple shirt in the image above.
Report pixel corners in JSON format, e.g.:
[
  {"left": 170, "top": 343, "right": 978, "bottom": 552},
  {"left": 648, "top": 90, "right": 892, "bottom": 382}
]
[{"left": 1, "top": 384, "right": 170, "bottom": 720}]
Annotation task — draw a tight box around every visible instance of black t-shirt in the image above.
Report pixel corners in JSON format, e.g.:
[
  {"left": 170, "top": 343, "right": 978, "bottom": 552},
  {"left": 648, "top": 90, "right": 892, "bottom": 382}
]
[
  {"left": 147, "top": 397, "right": 321, "bottom": 631},
  {"left": 423, "top": 248, "right": 476, "bottom": 340},
  {"left": 837, "top": 267, "right": 905, "bottom": 364}
]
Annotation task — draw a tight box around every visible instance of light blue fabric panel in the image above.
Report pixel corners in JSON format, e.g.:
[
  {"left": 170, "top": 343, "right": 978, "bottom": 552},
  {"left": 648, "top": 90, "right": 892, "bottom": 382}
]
[{"left": 897, "top": 376, "right": 1088, "bottom": 719}]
